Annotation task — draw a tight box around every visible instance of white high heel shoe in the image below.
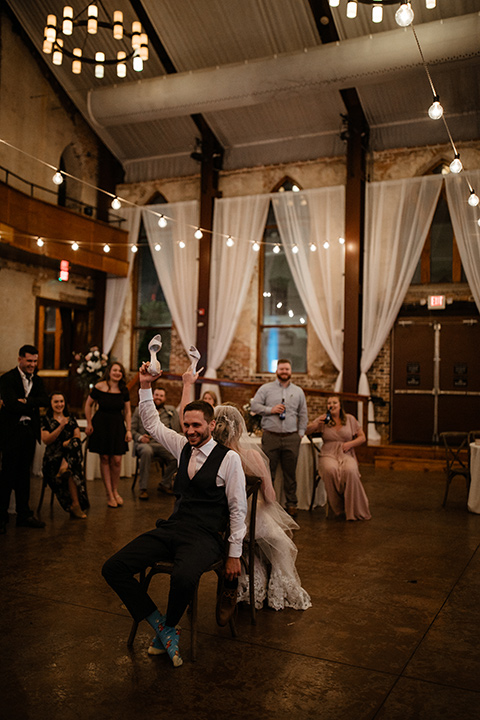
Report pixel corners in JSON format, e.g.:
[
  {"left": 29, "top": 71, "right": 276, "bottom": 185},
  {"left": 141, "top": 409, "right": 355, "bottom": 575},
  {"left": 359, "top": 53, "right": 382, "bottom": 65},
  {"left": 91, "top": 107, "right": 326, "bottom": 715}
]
[
  {"left": 188, "top": 345, "right": 201, "bottom": 375},
  {"left": 147, "top": 335, "right": 162, "bottom": 376}
]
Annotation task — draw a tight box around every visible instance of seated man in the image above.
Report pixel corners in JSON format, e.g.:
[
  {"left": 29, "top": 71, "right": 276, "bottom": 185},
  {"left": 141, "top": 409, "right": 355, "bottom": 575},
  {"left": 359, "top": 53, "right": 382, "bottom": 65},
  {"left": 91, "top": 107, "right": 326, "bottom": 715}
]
[
  {"left": 131, "top": 385, "right": 182, "bottom": 500},
  {"left": 102, "top": 362, "right": 247, "bottom": 667}
]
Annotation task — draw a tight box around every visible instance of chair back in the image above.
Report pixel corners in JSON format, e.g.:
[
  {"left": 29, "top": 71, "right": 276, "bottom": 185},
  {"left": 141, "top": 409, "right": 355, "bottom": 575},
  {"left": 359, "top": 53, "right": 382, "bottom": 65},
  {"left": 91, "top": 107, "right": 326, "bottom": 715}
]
[{"left": 439, "top": 432, "right": 469, "bottom": 478}]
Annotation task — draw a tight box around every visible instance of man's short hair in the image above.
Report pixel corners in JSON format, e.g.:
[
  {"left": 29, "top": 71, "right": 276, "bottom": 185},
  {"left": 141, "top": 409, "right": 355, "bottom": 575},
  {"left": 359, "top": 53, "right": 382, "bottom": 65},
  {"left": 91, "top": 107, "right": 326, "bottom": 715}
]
[
  {"left": 153, "top": 385, "right": 166, "bottom": 393},
  {"left": 184, "top": 400, "right": 214, "bottom": 423},
  {"left": 277, "top": 358, "right": 292, "bottom": 367},
  {"left": 19, "top": 344, "right": 38, "bottom": 356}
]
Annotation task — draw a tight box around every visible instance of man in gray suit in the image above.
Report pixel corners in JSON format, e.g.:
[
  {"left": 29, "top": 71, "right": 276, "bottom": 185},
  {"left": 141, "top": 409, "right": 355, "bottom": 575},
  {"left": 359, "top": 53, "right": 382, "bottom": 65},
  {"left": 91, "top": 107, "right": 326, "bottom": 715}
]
[{"left": 131, "top": 386, "right": 182, "bottom": 500}]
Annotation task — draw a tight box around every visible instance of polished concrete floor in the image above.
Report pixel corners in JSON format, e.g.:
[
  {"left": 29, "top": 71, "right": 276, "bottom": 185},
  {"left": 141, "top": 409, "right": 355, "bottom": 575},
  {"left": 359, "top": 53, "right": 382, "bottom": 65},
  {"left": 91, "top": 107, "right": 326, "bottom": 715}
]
[{"left": 1, "top": 466, "right": 480, "bottom": 720}]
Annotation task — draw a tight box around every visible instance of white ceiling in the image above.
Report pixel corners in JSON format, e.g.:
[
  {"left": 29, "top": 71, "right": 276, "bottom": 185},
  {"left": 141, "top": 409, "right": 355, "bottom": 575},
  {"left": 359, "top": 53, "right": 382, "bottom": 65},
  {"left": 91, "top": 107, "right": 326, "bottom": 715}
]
[{"left": 6, "top": 0, "right": 480, "bottom": 182}]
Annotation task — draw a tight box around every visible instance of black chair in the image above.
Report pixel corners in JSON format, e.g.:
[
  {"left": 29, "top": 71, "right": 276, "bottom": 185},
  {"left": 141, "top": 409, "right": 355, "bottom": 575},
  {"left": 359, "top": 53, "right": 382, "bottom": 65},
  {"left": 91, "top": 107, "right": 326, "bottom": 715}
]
[
  {"left": 127, "top": 557, "right": 237, "bottom": 661},
  {"left": 242, "top": 475, "right": 262, "bottom": 624},
  {"left": 130, "top": 453, "right": 165, "bottom": 492},
  {"left": 440, "top": 432, "right": 470, "bottom": 507},
  {"left": 307, "top": 434, "right": 323, "bottom": 512}
]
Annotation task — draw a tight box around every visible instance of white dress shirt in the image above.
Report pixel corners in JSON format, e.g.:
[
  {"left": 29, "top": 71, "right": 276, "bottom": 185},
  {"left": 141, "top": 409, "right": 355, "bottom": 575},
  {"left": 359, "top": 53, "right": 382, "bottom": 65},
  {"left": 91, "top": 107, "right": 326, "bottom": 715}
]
[{"left": 139, "top": 388, "right": 247, "bottom": 557}]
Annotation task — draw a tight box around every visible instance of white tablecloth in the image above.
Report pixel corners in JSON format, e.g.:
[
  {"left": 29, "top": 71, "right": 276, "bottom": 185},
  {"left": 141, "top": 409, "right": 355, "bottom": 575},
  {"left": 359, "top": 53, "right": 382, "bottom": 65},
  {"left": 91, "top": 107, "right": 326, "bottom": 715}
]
[
  {"left": 251, "top": 435, "right": 325, "bottom": 510},
  {"left": 468, "top": 443, "right": 480, "bottom": 514}
]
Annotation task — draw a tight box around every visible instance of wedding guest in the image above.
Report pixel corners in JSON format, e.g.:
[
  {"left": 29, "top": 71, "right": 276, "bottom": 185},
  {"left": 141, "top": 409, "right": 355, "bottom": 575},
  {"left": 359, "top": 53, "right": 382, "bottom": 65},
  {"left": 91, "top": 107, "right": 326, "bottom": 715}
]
[
  {"left": 0, "top": 344, "right": 48, "bottom": 533},
  {"left": 85, "top": 362, "right": 132, "bottom": 508},
  {"left": 41, "top": 392, "right": 89, "bottom": 519},
  {"left": 307, "top": 396, "right": 371, "bottom": 521},
  {"left": 202, "top": 390, "right": 218, "bottom": 408}
]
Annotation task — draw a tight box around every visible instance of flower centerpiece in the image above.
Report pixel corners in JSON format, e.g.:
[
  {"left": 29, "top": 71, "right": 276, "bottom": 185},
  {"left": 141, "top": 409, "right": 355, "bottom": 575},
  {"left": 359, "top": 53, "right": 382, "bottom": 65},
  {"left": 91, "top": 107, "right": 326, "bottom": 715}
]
[{"left": 74, "top": 346, "right": 109, "bottom": 391}]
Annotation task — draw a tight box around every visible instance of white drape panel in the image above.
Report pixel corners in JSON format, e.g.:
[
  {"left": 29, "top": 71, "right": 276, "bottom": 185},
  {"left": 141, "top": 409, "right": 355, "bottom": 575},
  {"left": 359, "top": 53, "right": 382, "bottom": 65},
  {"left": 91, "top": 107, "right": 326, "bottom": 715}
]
[
  {"left": 360, "top": 175, "right": 443, "bottom": 438},
  {"left": 272, "top": 186, "right": 345, "bottom": 391},
  {"left": 202, "top": 194, "right": 271, "bottom": 400},
  {"left": 142, "top": 201, "right": 199, "bottom": 355},
  {"left": 103, "top": 206, "right": 141, "bottom": 355},
  {"left": 445, "top": 169, "right": 480, "bottom": 313}
]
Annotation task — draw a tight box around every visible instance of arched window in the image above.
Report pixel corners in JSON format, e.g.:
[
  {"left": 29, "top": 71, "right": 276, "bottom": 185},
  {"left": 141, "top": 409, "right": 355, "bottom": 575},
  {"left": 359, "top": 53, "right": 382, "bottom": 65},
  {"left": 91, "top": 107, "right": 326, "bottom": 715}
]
[
  {"left": 412, "top": 163, "right": 465, "bottom": 284},
  {"left": 132, "top": 193, "right": 173, "bottom": 370},
  {"left": 258, "top": 178, "right": 307, "bottom": 372}
]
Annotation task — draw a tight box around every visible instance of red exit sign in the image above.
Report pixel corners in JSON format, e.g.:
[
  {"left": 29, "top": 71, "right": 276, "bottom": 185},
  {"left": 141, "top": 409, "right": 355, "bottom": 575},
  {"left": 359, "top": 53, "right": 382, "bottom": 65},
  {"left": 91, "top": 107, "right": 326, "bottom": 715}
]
[{"left": 428, "top": 295, "right": 445, "bottom": 309}]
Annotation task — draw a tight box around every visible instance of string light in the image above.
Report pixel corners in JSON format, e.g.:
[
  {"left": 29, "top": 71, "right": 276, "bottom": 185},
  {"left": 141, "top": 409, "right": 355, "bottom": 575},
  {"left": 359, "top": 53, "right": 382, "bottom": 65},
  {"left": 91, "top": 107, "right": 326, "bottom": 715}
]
[
  {"left": 395, "top": 2, "right": 414, "bottom": 27},
  {"left": 323, "top": 240, "right": 330, "bottom": 249},
  {"left": 467, "top": 191, "right": 479, "bottom": 208},
  {"left": 179, "top": 240, "right": 186, "bottom": 249},
  {"left": 338, "top": 237, "right": 345, "bottom": 245},
  {"left": 450, "top": 155, "right": 463, "bottom": 174},
  {"left": 428, "top": 97, "right": 444, "bottom": 120},
  {"left": 226, "top": 236, "right": 235, "bottom": 247},
  {"left": 71, "top": 241, "right": 79, "bottom": 251},
  {"left": 157, "top": 215, "right": 168, "bottom": 228},
  {"left": 37, "top": 237, "right": 44, "bottom": 247},
  {"left": 272, "top": 244, "right": 281, "bottom": 254},
  {"left": 103, "top": 244, "right": 110, "bottom": 253},
  {"left": 292, "top": 244, "right": 299, "bottom": 254},
  {"left": 310, "top": 243, "right": 317, "bottom": 252},
  {"left": 111, "top": 196, "right": 122, "bottom": 210},
  {"left": 194, "top": 228, "right": 203, "bottom": 239},
  {"left": 252, "top": 242, "right": 260, "bottom": 252},
  {"left": 52, "top": 170, "right": 63, "bottom": 185},
  {"left": 131, "top": 244, "right": 138, "bottom": 253},
  {"left": 154, "top": 243, "right": 161, "bottom": 251}
]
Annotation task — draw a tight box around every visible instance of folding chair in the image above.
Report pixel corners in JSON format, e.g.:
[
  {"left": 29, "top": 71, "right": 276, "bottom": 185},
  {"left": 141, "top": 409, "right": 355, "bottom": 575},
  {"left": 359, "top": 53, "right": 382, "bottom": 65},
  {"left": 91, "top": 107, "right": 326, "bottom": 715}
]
[{"left": 440, "top": 432, "right": 470, "bottom": 507}]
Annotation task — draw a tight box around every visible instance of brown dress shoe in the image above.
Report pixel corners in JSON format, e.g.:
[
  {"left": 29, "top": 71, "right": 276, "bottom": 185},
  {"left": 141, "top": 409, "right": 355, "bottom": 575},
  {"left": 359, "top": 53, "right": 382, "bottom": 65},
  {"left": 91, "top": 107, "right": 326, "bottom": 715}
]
[
  {"left": 139, "top": 490, "right": 149, "bottom": 500},
  {"left": 286, "top": 504, "right": 298, "bottom": 518},
  {"left": 216, "top": 586, "right": 238, "bottom": 627}
]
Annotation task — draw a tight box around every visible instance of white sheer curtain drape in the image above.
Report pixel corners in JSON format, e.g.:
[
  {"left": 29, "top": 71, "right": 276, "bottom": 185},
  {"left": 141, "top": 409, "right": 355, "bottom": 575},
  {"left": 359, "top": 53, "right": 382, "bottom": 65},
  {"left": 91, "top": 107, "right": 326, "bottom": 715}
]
[
  {"left": 202, "top": 194, "right": 270, "bottom": 400},
  {"left": 272, "top": 186, "right": 345, "bottom": 390},
  {"left": 445, "top": 170, "right": 480, "bottom": 313},
  {"left": 142, "top": 201, "right": 199, "bottom": 356},
  {"left": 103, "top": 206, "right": 141, "bottom": 355},
  {"left": 360, "top": 175, "right": 443, "bottom": 438}
]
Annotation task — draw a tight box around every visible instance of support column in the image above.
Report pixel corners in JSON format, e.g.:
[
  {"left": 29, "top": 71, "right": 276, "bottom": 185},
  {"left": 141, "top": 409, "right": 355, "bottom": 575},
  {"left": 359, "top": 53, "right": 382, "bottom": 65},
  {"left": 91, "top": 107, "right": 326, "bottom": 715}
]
[
  {"left": 191, "top": 115, "right": 224, "bottom": 370},
  {"left": 340, "top": 88, "right": 369, "bottom": 396}
]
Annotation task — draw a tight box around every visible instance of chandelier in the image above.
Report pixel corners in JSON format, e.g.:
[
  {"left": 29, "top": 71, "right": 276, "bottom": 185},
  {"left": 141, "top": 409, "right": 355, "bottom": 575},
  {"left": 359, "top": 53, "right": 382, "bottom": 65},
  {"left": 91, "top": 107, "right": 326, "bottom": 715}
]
[
  {"left": 42, "top": 4, "right": 149, "bottom": 77},
  {"left": 328, "top": 1, "right": 437, "bottom": 25}
]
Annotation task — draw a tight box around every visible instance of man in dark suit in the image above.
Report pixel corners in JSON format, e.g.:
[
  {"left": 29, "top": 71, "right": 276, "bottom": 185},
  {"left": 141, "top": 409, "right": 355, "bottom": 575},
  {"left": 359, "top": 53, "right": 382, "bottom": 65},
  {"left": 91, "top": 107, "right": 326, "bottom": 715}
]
[{"left": 0, "top": 345, "right": 49, "bottom": 533}]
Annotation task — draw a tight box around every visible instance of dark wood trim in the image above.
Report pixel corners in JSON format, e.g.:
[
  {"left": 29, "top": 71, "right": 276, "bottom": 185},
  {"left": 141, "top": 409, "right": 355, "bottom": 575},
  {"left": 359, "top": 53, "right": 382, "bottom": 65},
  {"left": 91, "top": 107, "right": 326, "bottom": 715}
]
[
  {"left": 306, "top": 0, "right": 340, "bottom": 44},
  {"left": 340, "top": 88, "right": 369, "bottom": 397}
]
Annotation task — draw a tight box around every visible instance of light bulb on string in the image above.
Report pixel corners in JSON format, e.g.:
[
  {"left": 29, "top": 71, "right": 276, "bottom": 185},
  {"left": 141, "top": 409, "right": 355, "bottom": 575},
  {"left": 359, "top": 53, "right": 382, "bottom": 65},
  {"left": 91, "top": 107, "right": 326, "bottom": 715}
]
[
  {"left": 338, "top": 237, "right": 345, "bottom": 245},
  {"left": 194, "top": 228, "right": 203, "bottom": 240},
  {"left": 37, "top": 237, "right": 44, "bottom": 247},
  {"left": 71, "top": 242, "right": 79, "bottom": 251},
  {"left": 111, "top": 197, "right": 122, "bottom": 210},
  {"left": 292, "top": 245, "right": 299, "bottom": 254},
  {"left": 52, "top": 170, "right": 63, "bottom": 185},
  {"left": 131, "top": 244, "right": 138, "bottom": 253},
  {"left": 103, "top": 244, "right": 110, "bottom": 253},
  {"left": 226, "top": 236, "right": 235, "bottom": 247},
  {"left": 395, "top": 2, "right": 414, "bottom": 27},
  {"left": 450, "top": 155, "right": 463, "bottom": 174},
  {"left": 252, "top": 242, "right": 260, "bottom": 252},
  {"left": 157, "top": 215, "right": 167, "bottom": 228},
  {"left": 468, "top": 191, "right": 480, "bottom": 207},
  {"left": 323, "top": 240, "right": 330, "bottom": 249},
  {"left": 179, "top": 241, "right": 186, "bottom": 249},
  {"left": 310, "top": 243, "right": 317, "bottom": 252},
  {"left": 272, "top": 244, "right": 281, "bottom": 254},
  {"left": 154, "top": 243, "right": 161, "bottom": 252},
  {"left": 428, "top": 97, "right": 443, "bottom": 120}
]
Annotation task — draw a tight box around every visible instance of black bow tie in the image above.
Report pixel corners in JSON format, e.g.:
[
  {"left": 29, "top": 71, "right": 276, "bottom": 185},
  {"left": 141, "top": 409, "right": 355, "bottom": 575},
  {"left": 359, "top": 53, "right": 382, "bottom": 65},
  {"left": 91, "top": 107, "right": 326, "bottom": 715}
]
[{"left": 24, "top": 373, "right": 32, "bottom": 381}]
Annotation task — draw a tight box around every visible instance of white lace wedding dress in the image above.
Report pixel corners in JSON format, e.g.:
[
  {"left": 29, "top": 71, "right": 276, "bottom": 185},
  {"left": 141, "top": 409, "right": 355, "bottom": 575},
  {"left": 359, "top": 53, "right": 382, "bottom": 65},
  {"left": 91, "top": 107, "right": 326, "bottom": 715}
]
[{"left": 237, "top": 496, "right": 312, "bottom": 611}]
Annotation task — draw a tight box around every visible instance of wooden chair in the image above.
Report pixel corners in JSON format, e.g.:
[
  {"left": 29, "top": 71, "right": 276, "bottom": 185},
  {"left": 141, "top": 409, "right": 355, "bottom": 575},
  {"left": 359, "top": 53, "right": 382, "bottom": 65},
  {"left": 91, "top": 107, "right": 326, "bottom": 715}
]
[
  {"left": 307, "top": 434, "right": 323, "bottom": 512},
  {"left": 242, "top": 475, "right": 262, "bottom": 624},
  {"left": 127, "top": 556, "right": 236, "bottom": 661},
  {"left": 440, "top": 432, "right": 470, "bottom": 507}
]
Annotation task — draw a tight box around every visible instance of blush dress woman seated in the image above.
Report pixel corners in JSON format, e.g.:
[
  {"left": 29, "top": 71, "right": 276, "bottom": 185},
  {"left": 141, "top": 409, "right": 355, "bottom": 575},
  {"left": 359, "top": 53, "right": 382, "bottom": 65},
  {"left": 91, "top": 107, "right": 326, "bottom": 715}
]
[
  {"left": 41, "top": 392, "right": 89, "bottom": 519},
  {"left": 307, "top": 396, "right": 371, "bottom": 521}
]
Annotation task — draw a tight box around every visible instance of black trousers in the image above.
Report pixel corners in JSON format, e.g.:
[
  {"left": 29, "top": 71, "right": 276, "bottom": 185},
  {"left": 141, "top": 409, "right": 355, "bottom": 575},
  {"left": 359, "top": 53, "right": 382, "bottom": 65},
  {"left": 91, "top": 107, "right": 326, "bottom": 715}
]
[
  {"left": 102, "top": 521, "right": 223, "bottom": 627},
  {"left": 0, "top": 424, "right": 36, "bottom": 522}
]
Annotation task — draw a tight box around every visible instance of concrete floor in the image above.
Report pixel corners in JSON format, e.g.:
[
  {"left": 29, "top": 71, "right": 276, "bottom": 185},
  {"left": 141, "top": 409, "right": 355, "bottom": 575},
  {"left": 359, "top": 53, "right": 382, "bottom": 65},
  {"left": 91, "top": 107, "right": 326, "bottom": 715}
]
[{"left": 1, "top": 466, "right": 480, "bottom": 720}]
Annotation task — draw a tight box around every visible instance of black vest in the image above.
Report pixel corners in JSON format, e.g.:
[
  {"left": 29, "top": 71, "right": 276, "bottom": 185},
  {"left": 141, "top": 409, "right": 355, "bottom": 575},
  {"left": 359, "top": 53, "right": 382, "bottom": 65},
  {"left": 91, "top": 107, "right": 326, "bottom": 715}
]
[{"left": 169, "top": 442, "right": 230, "bottom": 535}]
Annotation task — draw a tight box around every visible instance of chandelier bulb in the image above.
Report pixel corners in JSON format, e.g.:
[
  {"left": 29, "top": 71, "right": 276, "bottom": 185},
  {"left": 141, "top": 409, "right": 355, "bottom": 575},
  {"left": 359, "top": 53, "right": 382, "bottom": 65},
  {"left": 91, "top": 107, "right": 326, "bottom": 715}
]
[
  {"left": 468, "top": 191, "right": 480, "bottom": 208},
  {"left": 428, "top": 98, "right": 443, "bottom": 120},
  {"left": 372, "top": 4, "right": 383, "bottom": 23},
  {"left": 395, "top": 2, "right": 414, "bottom": 27},
  {"left": 449, "top": 155, "right": 463, "bottom": 174},
  {"left": 346, "top": 1, "right": 358, "bottom": 19},
  {"left": 425, "top": 0, "right": 436, "bottom": 8},
  {"left": 328, "top": 0, "right": 340, "bottom": 6}
]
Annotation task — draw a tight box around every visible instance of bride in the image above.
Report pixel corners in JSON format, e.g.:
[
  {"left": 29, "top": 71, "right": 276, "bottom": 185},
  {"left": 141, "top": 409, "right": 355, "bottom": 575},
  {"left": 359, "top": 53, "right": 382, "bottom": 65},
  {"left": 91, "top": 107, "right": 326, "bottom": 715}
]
[{"left": 181, "top": 369, "right": 311, "bottom": 612}]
